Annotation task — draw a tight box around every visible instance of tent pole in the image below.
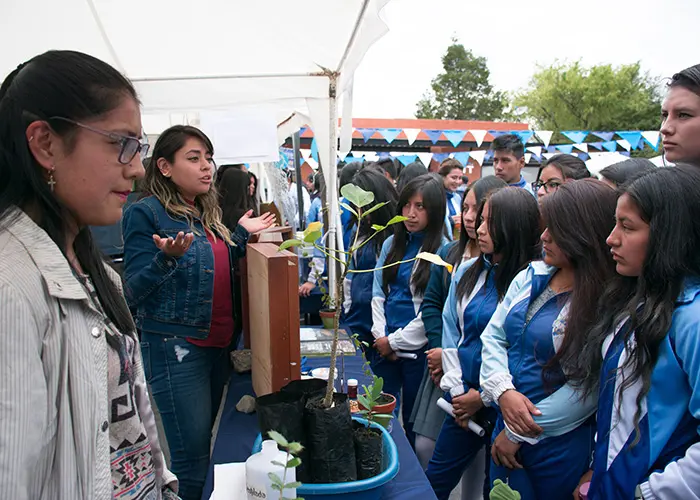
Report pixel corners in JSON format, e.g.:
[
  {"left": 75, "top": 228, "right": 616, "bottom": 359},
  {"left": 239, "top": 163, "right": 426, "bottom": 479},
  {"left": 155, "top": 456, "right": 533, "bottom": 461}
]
[
  {"left": 326, "top": 76, "right": 339, "bottom": 301},
  {"left": 292, "top": 131, "right": 305, "bottom": 231}
]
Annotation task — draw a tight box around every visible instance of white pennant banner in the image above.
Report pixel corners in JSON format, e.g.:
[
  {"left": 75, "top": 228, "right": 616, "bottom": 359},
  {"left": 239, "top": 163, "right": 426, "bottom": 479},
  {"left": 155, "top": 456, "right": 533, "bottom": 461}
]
[
  {"left": 403, "top": 128, "right": 421, "bottom": 145},
  {"left": 542, "top": 152, "right": 558, "bottom": 160},
  {"left": 306, "top": 157, "right": 319, "bottom": 170},
  {"left": 524, "top": 153, "right": 532, "bottom": 165},
  {"left": 574, "top": 143, "right": 588, "bottom": 153},
  {"left": 363, "top": 153, "right": 378, "bottom": 163},
  {"left": 300, "top": 148, "right": 310, "bottom": 160},
  {"left": 470, "top": 130, "right": 488, "bottom": 147},
  {"left": 618, "top": 139, "right": 632, "bottom": 152},
  {"left": 470, "top": 150, "right": 486, "bottom": 166},
  {"left": 527, "top": 146, "right": 542, "bottom": 156},
  {"left": 641, "top": 131, "right": 660, "bottom": 148},
  {"left": 416, "top": 152, "right": 433, "bottom": 167},
  {"left": 536, "top": 131, "right": 554, "bottom": 148}
]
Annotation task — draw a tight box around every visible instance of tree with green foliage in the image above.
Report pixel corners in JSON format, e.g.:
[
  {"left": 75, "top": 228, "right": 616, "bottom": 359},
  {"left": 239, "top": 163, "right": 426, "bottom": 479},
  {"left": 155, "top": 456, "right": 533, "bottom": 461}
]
[
  {"left": 514, "top": 61, "right": 661, "bottom": 132},
  {"left": 416, "top": 39, "right": 506, "bottom": 121}
]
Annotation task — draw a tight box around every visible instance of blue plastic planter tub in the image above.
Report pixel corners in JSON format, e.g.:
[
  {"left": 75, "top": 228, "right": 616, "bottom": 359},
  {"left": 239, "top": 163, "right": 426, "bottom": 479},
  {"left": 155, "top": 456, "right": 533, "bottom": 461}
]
[{"left": 252, "top": 416, "right": 399, "bottom": 500}]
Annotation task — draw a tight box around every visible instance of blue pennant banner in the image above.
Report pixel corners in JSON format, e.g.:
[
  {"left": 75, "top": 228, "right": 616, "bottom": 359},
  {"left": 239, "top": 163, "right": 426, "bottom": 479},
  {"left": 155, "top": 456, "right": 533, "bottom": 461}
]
[
  {"left": 443, "top": 130, "right": 467, "bottom": 147},
  {"left": 489, "top": 130, "right": 510, "bottom": 139},
  {"left": 345, "top": 155, "right": 364, "bottom": 164},
  {"left": 311, "top": 138, "right": 319, "bottom": 162},
  {"left": 432, "top": 153, "right": 449, "bottom": 164},
  {"left": 588, "top": 142, "right": 603, "bottom": 151},
  {"left": 555, "top": 144, "right": 574, "bottom": 154},
  {"left": 592, "top": 131, "right": 615, "bottom": 142},
  {"left": 397, "top": 154, "right": 418, "bottom": 166},
  {"left": 602, "top": 141, "right": 618, "bottom": 152},
  {"left": 485, "top": 150, "right": 494, "bottom": 161},
  {"left": 358, "top": 128, "right": 378, "bottom": 143},
  {"left": 299, "top": 127, "right": 308, "bottom": 136},
  {"left": 620, "top": 151, "right": 631, "bottom": 157},
  {"left": 616, "top": 131, "right": 642, "bottom": 150},
  {"left": 379, "top": 128, "right": 402, "bottom": 144},
  {"left": 515, "top": 130, "right": 534, "bottom": 144},
  {"left": 423, "top": 129, "right": 444, "bottom": 144},
  {"left": 562, "top": 131, "right": 589, "bottom": 144},
  {"left": 377, "top": 151, "right": 392, "bottom": 158},
  {"left": 547, "top": 146, "right": 557, "bottom": 154},
  {"left": 452, "top": 152, "right": 471, "bottom": 166},
  {"left": 577, "top": 153, "right": 589, "bottom": 161}
]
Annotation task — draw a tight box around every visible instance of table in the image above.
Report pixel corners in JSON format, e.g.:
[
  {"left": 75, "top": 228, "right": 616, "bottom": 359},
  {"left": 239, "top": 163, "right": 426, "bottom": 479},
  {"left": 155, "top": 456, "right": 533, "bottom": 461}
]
[{"left": 202, "top": 354, "right": 438, "bottom": 500}]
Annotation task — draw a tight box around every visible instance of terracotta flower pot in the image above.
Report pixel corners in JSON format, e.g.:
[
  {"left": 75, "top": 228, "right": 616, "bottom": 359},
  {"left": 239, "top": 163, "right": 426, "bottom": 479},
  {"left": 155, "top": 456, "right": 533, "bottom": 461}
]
[
  {"left": 359, "top": 393, "right": 396, "bottom": 414},
  {"left": 319, "top": 308, "right": 336, "bottom": 330}
]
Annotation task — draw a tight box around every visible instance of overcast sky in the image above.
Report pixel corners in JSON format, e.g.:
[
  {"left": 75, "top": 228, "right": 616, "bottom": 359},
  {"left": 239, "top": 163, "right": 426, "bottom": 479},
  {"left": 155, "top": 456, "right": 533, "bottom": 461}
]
[{"left": 351, "top": 0, "right": 700, "bottom": 119}]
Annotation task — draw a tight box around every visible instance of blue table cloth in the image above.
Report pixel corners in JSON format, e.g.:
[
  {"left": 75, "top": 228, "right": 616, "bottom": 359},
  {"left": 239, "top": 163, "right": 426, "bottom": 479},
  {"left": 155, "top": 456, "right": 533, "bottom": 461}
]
[{"left": 201, "top": 353, "right": 437, "bottom": 500}]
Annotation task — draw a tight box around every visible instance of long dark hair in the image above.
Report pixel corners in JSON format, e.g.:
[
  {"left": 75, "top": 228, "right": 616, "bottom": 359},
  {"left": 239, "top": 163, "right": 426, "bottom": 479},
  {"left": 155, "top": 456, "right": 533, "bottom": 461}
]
[
  {"left": 350, "top": 168, "right": 398, "bottom": 255},
  {"left": 538, "top": 154, "right": 591, "bottom": 181},
  {"left": 446, "top": 175, "right": 507, "bottom": 267},
  {"left": 383, "top": 173, "right": 445, "bottom": 295},
  {"left": 599, "top": 158, "right": 655, "bottom": 187},
  {"left": 396, "top": 161, "right": 428, "bottom": 194},
  {"left": 218, "top": 167, "right": 254, "bottom": 230},
  {"left": 575, "top": 166, "right": 700, "bottom": 440},
  {"left": 540, "top": 179, "right": 618, "bottom": 386},
  {"left": 0, "top": 50, "right": 137, "bottom": 342},
  {"left": 457, "top": 188, "right": 541, "bottom": 301}
]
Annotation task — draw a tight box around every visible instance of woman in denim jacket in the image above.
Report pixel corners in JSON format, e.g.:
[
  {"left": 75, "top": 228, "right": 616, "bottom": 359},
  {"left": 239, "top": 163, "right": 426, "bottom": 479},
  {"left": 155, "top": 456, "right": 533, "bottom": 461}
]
[{"left": 122, "top": 126, "right": 273, "bottom": 500}]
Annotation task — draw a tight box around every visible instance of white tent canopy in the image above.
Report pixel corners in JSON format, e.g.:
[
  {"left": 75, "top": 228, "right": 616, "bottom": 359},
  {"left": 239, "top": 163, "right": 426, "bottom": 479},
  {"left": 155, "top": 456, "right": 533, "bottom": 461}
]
[{"left": 1, "top": 0, "right": 392, "bottom": 295}]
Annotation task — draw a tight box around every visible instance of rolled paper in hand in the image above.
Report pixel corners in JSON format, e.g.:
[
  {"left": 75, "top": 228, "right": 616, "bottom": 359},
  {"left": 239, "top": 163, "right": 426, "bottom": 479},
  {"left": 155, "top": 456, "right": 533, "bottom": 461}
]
[
  {"left": 395, "top": 352, "right": 418, "bottom": 360},
  {"left": 436, "top": 397, "right": 486, "bottom": 437}
]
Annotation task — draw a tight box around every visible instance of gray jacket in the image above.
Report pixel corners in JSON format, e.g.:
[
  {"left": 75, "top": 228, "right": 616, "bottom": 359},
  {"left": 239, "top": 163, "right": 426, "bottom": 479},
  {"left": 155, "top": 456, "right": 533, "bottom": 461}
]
[{"left": 0, "top": 209, "right": 176, "bottom": 499}]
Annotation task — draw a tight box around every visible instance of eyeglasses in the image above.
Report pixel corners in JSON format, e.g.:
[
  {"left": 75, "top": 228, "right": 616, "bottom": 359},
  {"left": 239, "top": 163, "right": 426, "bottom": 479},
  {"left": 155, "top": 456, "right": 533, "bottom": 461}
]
[
  {"left": 532, "top": 179, "right": 563, "bottom": 193},
  {"left": 49, "top": 116, "right": 150, "bottom": 165}
]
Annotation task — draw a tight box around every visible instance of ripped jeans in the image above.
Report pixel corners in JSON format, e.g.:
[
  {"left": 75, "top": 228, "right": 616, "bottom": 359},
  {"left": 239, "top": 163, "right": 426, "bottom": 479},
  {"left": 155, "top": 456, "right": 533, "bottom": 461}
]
[{"left": 140, "top": 333, "right": 230, "bottom": 500}]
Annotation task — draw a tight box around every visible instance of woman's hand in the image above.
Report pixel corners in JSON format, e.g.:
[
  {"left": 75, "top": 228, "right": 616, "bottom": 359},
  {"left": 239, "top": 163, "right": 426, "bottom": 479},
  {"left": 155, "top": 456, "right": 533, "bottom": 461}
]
[
  {"left": 373, "top": 336, "right": 394, "bottom": 358},
  {"left": 573, "top": 469, "right": 593, "bottom": 499},
  {"left": 153, "top": 232, "right": 194, "bottom": 258},
  {"left": 299, "top": 282, "right": 316, "bottom": 297},
  {"left": 452, "top": 389, "right": 484, "bottom": 419},
  {"left": 426, "top": 348, "right": 443, "bottom": 372},
  {"left": 491, "top": 430, "right": 523, "bottom": 470},
  {"left": 498, "top": 389, "right": 543, "bottom": 437},
  {"left": 238, "top": 210, "right": 276, "bottom": 234}
]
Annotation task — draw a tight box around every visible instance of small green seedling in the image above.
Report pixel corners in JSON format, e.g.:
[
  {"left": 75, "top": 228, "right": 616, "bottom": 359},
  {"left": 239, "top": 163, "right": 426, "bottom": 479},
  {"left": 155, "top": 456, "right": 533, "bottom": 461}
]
[
  {"left": 490, "top": 479, "right": 521, "bottom": 500},
  {"left": 267, "top": 430, "right": 304, "bottom": 500}
]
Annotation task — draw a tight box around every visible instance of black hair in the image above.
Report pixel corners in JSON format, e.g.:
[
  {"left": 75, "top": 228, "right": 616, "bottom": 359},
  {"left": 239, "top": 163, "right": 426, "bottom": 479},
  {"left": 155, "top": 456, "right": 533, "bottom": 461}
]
[
  {"left": 375, "top": 157, "right": 398, "bottom": 180},
  {"left": 218, "top": 167, "right": 254, "bottom": 230},
  {"left": 491, "top": 134, "right": 524, "bottom": 159},
  {"left": 396, "top": 161, "right": 428, "bottom": 194},
  {"left": 339, "top": 162, "right": 362, "bottom": 190},
  {"left": 599, "top": 158, "right": 655, "bottom": 187},
  {"left": 313, "top": 172, "right": 321, "bottom": 192},
  {"left": 574, "top": 166, "right": 700, "bottom": 442},
  {"left": 0, "top": 50, "right": 139, "bottom": 346},
  {"left": 350, "top": 168, "right": 398, "bottom": 255},
  {"left": 538, "top": 154, "right": 591, "bottom": 181},
  {"left": 445, "top": 176, "right": 507, "bottom": 267},
  {"left": 669, "top": 64, "right": 700, "bottom": 96},
  {"left": 383, "top": 173, "right": 446, "bottom": 295},
  {"left": 457, "top": 188, "right": 541, "bottom": 301},
  {"left": 539, "top": 179, "right": 618, "bottom": 388}
]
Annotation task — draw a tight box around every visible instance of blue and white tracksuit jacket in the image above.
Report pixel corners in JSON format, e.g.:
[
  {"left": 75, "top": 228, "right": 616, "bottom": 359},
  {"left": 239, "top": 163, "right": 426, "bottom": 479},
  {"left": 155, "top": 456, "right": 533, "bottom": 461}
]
[
  {"left": 444, "top": 191, "right": 461, "bottom": 241},
  {"left": 589, "top": 278, "right": 700, "bottom": 500},
  {"left": 342, "top": 238, "right": 379, "bottom": 346},
  {"left": 511, "top": 176, "right": 535, "bottom": 197}
]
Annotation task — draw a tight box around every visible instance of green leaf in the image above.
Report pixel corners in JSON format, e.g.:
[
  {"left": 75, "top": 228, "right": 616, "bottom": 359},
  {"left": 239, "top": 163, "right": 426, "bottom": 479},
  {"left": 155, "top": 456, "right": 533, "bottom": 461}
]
[
  {"left": 373, "top": 413, "right": 393, "bottom": 423},
  {"left": 340, "top": 202, "right": 359, "bottom": 218},
  {"left": 267, "top": 430, "right": 289, "bottom": 447},
  {"left": 416, "top": 251, "right": 454, "bottom": 272},
  {"left": 286, "top": 457, "right": 302, "bottom": 468},
  {"left": 303, "top": 231, "right": 322, "bottom": 243},
  {"left": 358, "top": 394, "right": 371, "bottom": 409},
  {"left": 370, "top": 224, "right": 385, "bottom": 232},
  {"left": 269, "top": 472, "right": 284, "bottom": 487},
  {"left": 361, "top": 384, "right": 371, "bottom": 397},
  {"left": 361, "top": 201, "right": 389, "bottom": 219},
  {"left": 279, "top": 239, "right": 302, "bottom": 252},
  {"left": 271, "top": 460, "right": 286, "bottom": 468},
  {"left": 386, "top": 215, "right": 409, "bottom": 226},
  {"left": 341, "top": 183, "right": 375, "bottom": 208},
  {"left": 356, "top": 410, "right": 369, "bottom": 417},
  {"left": 285, "top": 481, "right": 303, "bottom": 489},
  {"left": 287, "top": 442, "right": 304, "bottom": 455},
  {"left": 373, "top": 376, "right": 384, "bottom": 395},
  {"left": 304, "top": 221, "right": 323, "bottom": 236}
]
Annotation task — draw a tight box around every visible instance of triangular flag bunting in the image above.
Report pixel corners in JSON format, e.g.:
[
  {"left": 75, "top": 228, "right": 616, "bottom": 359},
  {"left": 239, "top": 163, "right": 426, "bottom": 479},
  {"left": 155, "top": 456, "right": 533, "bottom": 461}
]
[
  {"left": 453, "top": 152, "right": 471, "bottom": 167},
  {"left": 357, "top": 128, "right": 377, "bottom": 143},
  {"left": 617, "top": 139, "right": 632, "bottom": 152},
  {"left": 377, "top": 151, "right": 391, "bottom": 158},
  {"left": 363, "top": 153, "right": 378, "bottom": 163},
  {"left": 542, "top": 152, "right": 558, "bottom": 160},
  {"left": 416, "top": 152, "right": 433, "bottom": 167},
  {"left": 379, "top": 128, "right": 402, "bottom": 144},
  {"left": 546, "top": 145, "right": 557, "bottom": 153},
  {"left": 433, "top": 153, "right": 449, "bottom": 164},
  {"left": 556, "top": 144, "right": 574, "bottom": 154},
  {"left": 403, "top": 128, "right": 421, "bottom": 145},
  {"left": 602, "top": 141, "right": 618, "bottom": 152},
  {"left": 524, "top": 153, "right": 532, "bottom": 165},
  {"left": 620, "top": 151, "right": 631, "bottom": 157},
  {"left": 515, "top": 130, "right": 535, "bottom": 144},
  {"left": 485, "top": 150, "right": 494, "bottom": 162},
  {"left": 470, "top": 150, "right": 486, "bottom": 166},
  {"left": 423, "top": 129, "right": 444, "bottom": 144},
  {"left": 489, "top": 130, "right": 509, "bottom": 140},
  {"left": 577, "top": 153, "right": 589, "bottom": 161},
  {"left": 443, "top": 130, "right": 467, "bottom": 148},
  {"left": 306, "top": 157, "right": 318, "bottom": 170},
  {"left": 300, "top": 148, "right": 311, "bottom": 160},
  {"left": 573, "top": 143, "right": 588, "bottom": 153},
  {"left": 616, "top": 132, "right": 642, "bottom": 150},
  {"left": 299, "top": 127, "right": 308, "bottom": 137},
  {"left": 311, "top": 138, "right": 319, "bottom": 162},
  {"left": 562, "top": 131, "right": 589, "bottom": 144},
  {"left": 641, "top": 131, "right": 660, "bottom": 151},
  {"left": 535, "top": 131, "right": 554, "bottom": 148},
  {"left": 469, "top": 130, "right": 488, "bottom": 147},
  {"left": 397, "top": 155, "right": 418, "bottom": 166},
  {"left": 527, "top": 146, "right": 542, "bottom": 157},
  {"left": 588, "top": 142, "right": 603, "bottom": 151},
  {"left": 592, "top": 131, "right": 615, "bottom": 142}
]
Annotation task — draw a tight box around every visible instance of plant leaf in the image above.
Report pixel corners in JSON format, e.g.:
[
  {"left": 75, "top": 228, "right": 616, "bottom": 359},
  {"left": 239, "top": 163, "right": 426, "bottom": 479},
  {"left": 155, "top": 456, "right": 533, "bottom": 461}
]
[
  {"left": 373, "top": 413, "right": 394, "bottom": 422},
  {"left": 416, "top": 251, "right": 454, "bottom": 273},
  {"left": 304, "top": 221, "right": 323, "bottom": 236},
  {"left": 271, "top": 460, "right": 286, "bottom": 468},
  {"left": 339, "top": 202, "right": 359, "bottom": 218},
  {"left": 269, "top": 472, "right": 284, "bottom": 487},
  {"left": 371, "top": 224, "right": 385, "bottom": 232},
  {"left": 361, "top": 201, "right": 389, "bottom": 219},
  {"left": 373, "top": 376, "right": 384, "bottom": 394},
  {"left": 267, "top": 430, "right": 289, "bottom": 447},
  {"left": 287, "top": 442, "right": 304, "bottom": 455},
  {"left": 286, "top": 457, "right": 302, "bottom": 468},
  {"left": 285, "top": 482, "right": 303, "bottom": 489},
  {"left": 303, "top": 231, "right": 322, "bottom": 243},
  {"left": 341, "top": 183, "right": 375, "bottom": 208},
  {"left": 358, "top": 394, "right": 371, "bottom": 409},
  {"left": 279, "top": 239, "right": 302, "bottom": 252},
  {"left": 386, "top": 215, "right": 409, "bottom": 226}
]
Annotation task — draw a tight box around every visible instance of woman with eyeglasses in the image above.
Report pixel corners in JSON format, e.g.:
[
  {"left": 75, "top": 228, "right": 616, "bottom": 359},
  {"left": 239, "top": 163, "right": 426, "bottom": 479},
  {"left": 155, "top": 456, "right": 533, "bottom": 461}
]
[
  {"left": 0, "top": 51, "right": 178, "bottom": 499},
  {"left": 533, "top": 154, "right": 591, "bottom": 203},
  {"left": 122, "top": 125, "right": 274, "bottom": 500}
]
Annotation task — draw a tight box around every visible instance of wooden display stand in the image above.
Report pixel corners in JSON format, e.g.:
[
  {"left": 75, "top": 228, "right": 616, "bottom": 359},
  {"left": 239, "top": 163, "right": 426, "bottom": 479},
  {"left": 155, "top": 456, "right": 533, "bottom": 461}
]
[{"left": 246, "top": 242, "right": 301, "bottom": 396}]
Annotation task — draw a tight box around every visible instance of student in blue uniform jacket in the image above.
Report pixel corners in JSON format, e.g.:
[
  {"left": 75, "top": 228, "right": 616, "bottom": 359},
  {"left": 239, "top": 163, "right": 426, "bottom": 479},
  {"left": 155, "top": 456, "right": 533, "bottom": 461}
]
[
  {"left": 342, "top": 169, "right": 398, "bottom": 348},
  {"left": 371, "top": 173, "right": 447, "bottom": 447},
  {"left": 426, "top": 188, "right": 541, "bottom": 500},
  {"left": 480, "top": 179, "right": 617, "bottom": 500},
  {"left": 413, "top": 176, "right": 506, "bottom": 470},
  {"left": 571, "top": 167, "right": 700, "bottom": 500}
]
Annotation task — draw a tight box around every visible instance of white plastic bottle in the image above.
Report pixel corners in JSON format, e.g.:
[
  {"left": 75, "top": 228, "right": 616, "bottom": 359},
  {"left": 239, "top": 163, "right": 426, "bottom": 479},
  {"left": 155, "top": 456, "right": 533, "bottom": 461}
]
[{"left": 245, "top": 440, "right": 297, "bottom": 500}]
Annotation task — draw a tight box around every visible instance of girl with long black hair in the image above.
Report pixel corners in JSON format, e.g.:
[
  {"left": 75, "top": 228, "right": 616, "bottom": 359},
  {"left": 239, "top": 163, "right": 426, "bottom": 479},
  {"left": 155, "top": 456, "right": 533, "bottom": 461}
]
[{"left": 371, "top": 173, "right": 447, "bottom": 447}]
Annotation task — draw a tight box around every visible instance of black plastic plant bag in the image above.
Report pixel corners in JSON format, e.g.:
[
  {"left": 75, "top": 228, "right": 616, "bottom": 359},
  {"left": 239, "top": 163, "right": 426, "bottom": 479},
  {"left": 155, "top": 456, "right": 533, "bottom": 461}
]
[
  {"left": 352, "top": 420, "right": 383, "bottom": 480},
  {"left": 305, "top": 393, "right": 357, "bottom": 483},
  {"left": 281, "top": 378, "right": 327, "bottom": 403}
]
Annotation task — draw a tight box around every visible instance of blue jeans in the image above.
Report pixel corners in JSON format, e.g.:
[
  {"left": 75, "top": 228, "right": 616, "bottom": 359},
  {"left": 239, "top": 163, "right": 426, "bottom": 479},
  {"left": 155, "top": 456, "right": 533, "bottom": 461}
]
[
  {"left": 140, "top": 333, "right": 231, "bottom": 500},
  {"left": 367, "top": 347, "right": 426, "bottom": 448},
  {"left": 489, "top": 418, "right": 595, "bottom": 500}
]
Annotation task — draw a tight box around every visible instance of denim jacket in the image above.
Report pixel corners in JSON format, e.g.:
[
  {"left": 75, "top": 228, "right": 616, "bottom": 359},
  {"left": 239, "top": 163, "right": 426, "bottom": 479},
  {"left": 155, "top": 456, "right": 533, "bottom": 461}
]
[{"left": 122, "top": 195, "right": 249, "bottom": 339}]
